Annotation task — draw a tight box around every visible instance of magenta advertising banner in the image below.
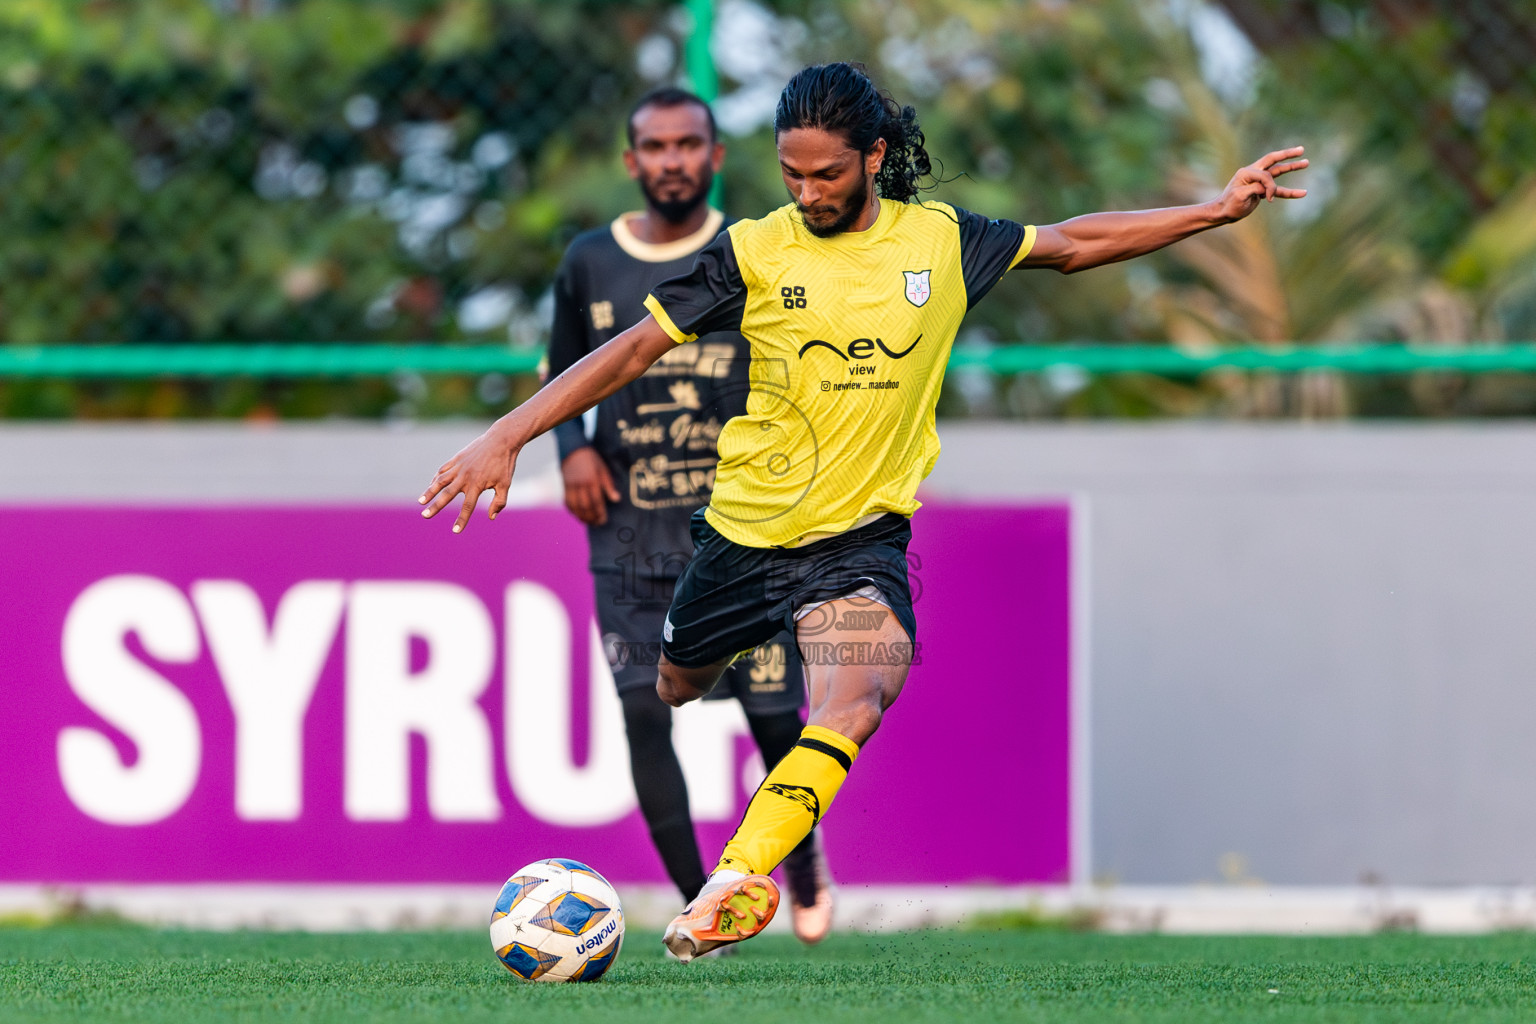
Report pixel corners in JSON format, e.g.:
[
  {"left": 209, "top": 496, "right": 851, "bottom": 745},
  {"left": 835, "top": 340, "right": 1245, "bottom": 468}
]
[{"left": 0, "top": 503, "right": 1076, "bottom": 886}]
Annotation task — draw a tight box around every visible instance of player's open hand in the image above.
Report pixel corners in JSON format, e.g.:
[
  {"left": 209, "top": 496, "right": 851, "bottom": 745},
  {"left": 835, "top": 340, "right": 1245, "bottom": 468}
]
[
  {"left": 1214, "top": 147, "right": 1308, "bottom": 223},
  {"left": 418, "top": 425, "right": 520, "bottom": 534},
  {"left": 561, "top": 447, "right": 620, "bottom": 526}
]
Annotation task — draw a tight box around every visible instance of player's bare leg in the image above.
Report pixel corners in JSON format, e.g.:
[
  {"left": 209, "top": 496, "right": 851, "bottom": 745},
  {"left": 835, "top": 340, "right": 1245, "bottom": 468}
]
[
  {"left": 788, "top": 597, "right": 909, "bottom": 942},
  {"left": 798, "top": 595, "right": 910, "bottom": 746},
  {"left": 664, "top": 598, "right": 911, "bottom": 960}
]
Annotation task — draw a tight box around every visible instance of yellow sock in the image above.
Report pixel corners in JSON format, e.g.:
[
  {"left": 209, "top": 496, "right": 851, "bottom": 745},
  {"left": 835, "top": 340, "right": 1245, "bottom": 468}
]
[{"left": 715, "top": 725, "right": 860, "bottom": 876}]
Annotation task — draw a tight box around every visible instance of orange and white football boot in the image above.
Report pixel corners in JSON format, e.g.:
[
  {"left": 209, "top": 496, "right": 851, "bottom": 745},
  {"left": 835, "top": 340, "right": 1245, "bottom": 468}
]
[{"left": 662, "top": 873, "right": 780, "bottom": 963}]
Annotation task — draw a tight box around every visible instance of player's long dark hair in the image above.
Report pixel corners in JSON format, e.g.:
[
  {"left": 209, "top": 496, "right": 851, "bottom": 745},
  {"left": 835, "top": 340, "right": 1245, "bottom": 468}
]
[{"left": 773, "top": 62, "right": 933, "bottom": 203}]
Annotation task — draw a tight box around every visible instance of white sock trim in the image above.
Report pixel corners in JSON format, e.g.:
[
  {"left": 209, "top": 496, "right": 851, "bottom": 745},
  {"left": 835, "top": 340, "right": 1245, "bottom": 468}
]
[{"left": 701, "top": 869, "right": 747, "bottom": 896}]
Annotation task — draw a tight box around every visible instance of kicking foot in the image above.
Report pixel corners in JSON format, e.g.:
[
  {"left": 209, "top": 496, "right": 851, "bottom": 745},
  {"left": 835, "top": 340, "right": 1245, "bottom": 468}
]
[
  {"left": 782, "top": 836, "right": 834, "bottom": 945},
  {"left": 664, "top": 941, "right": 738, "bottom": 962},
  {"left": 662, "top": 873, "right": 779, "bottom": 963}
]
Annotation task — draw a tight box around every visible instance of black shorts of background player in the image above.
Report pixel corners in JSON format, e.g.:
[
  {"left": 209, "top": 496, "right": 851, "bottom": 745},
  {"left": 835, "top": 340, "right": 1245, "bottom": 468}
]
[{"left": 543, "top": 87, "right": 834, "bottom": 940}]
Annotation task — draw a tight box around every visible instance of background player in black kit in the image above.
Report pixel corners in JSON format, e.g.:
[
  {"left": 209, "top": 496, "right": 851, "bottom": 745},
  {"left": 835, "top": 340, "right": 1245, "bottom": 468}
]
[{"left": 544, "top": 87, "right": 834, "bottom": 944}]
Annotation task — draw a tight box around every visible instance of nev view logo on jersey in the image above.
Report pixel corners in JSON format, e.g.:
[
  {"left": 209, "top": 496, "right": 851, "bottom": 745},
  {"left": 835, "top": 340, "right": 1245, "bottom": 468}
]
[
  {"left": 790, "top": 268, "right": 932, "bottom": 366},
  {"left": 797, "top": 334, "right": 924, "bottom": 364}
]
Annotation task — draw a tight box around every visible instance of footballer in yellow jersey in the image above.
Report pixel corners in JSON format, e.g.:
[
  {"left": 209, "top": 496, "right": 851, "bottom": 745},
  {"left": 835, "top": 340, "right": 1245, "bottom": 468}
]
[
  {"left": 643, "top": 198, "right": 1036, "bottom": 549},
  {"left": 547, "top": 87, "right": 835, "bottom": 944},
  {"left": 420, "top": 61, "right": 1308, "bottom": 961}
]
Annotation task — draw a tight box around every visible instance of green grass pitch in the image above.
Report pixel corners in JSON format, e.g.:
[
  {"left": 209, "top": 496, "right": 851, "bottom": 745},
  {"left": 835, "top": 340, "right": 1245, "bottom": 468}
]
[{"left": 5, "top": 924, "right": 1536, "bottom": 1023}]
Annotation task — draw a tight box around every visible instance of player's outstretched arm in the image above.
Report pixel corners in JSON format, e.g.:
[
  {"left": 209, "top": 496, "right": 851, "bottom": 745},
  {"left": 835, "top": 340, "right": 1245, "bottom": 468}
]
[
  {"left": 1021, "top": 147, "right": 1308, "bottom": 274},
  {"left": 419, "top": 315, "right": 676, "bottom": 533}
]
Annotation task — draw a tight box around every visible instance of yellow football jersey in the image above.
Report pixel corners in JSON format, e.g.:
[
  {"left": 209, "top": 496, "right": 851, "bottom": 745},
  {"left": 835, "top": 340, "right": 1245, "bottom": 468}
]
[{"left": 644, "top": 198, "right": 1034, "bottom": 547}]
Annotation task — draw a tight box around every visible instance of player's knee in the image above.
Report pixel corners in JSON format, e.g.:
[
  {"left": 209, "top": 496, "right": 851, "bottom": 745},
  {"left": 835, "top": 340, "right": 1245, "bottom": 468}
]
[
  {"left": 655, "top": 673, "right": 685, "bottom": 707},
  {"left": 656, "top": 664, "right": 704, "bottom": 708}
]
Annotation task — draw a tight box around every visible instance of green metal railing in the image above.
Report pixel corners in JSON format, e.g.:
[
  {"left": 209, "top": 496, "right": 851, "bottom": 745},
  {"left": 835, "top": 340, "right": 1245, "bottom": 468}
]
[
  {"left": 0, "top": 345, "right": 543, "bottom": 378},
  {"left": 2, "top": 344, "right": 1536, "bottom": 379},
  {"left": 947, "top": 345, "right": 1536, "bottom": 375}
]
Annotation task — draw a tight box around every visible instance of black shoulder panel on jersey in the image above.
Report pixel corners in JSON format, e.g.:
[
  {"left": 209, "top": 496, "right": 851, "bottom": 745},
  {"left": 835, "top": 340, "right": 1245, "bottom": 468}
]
[
  {"left": 954, "top": 206, "right": 1027, "bottom": 310},
  {"left": 648, "top": 231, "right": 747, "bottom": 338}
]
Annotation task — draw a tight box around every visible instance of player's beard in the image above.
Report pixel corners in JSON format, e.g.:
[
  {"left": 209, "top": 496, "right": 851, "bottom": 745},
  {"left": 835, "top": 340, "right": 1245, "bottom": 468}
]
[
  {"left": 640, "top": 166, "right": 713, "bottom": 224},
  {"left": 796, "top": 174, "right": 870, "bottom": 238}
]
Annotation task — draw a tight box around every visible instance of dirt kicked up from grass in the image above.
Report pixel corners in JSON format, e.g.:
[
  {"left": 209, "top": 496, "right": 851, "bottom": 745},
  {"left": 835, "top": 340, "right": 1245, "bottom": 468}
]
[{"left": 4, "top": 924, "right": 1536, "bottom": 1023}]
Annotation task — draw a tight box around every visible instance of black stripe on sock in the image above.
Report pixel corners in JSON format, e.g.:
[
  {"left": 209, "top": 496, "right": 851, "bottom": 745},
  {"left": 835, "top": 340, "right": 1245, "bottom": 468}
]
[{"left": 796, "top": 736, "right": 852, "bottom": 772}]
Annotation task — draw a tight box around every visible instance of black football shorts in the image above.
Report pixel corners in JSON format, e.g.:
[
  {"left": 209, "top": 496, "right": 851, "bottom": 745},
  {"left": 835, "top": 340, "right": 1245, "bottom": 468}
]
[
  {"left": 660, "top": 508, "right": 917, "bottom": 670},
  {"left": 591, "top": 571, "right": 805, "bottom": 715}
]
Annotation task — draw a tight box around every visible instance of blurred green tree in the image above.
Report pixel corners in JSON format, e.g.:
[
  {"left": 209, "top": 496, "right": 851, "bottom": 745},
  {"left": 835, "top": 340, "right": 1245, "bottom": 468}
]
[
  {"left": 752, "top": 0, "right": 1536, "bottom": 416},
  {"left": 0, "top": 0, "right": 672, "bottom": 416}
]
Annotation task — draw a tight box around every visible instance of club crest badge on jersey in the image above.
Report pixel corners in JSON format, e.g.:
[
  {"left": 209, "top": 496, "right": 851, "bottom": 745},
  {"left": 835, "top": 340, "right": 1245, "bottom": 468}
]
[{"left": 903, "top": 269, "right": 932, "bottom": 307}]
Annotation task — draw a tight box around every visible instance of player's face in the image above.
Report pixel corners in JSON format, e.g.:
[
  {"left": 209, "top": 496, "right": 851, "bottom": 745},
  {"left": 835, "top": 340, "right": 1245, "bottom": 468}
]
[
  {"left": 624, "top": 103, "right": 723, "bottom": 224},
  {"left": 777, "top": 128, "right": 885, "bottom": 238}
]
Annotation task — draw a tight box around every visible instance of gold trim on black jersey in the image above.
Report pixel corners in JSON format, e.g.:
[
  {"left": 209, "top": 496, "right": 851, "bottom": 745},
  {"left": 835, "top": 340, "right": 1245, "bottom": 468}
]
[{"left": 610, "top": 208, "right": 725, "bottom": 264}]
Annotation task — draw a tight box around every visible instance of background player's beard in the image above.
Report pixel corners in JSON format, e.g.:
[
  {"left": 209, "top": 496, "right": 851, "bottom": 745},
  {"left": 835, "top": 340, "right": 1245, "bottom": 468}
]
[
  {"left": 796, "top": 173, "right": 870, "bottom": 238},
  {"left": 640, "top": 166, "right": 713, "bottom": 224}
]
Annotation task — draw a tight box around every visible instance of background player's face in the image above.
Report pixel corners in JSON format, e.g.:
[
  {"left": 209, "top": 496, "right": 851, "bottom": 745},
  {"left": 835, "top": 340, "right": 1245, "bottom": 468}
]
[
  {"left": 777, "top": 128, "right": 886, "bottom": 238},
  {"left": 624, "top": 103, "right": 723, "bottom": 224}
]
